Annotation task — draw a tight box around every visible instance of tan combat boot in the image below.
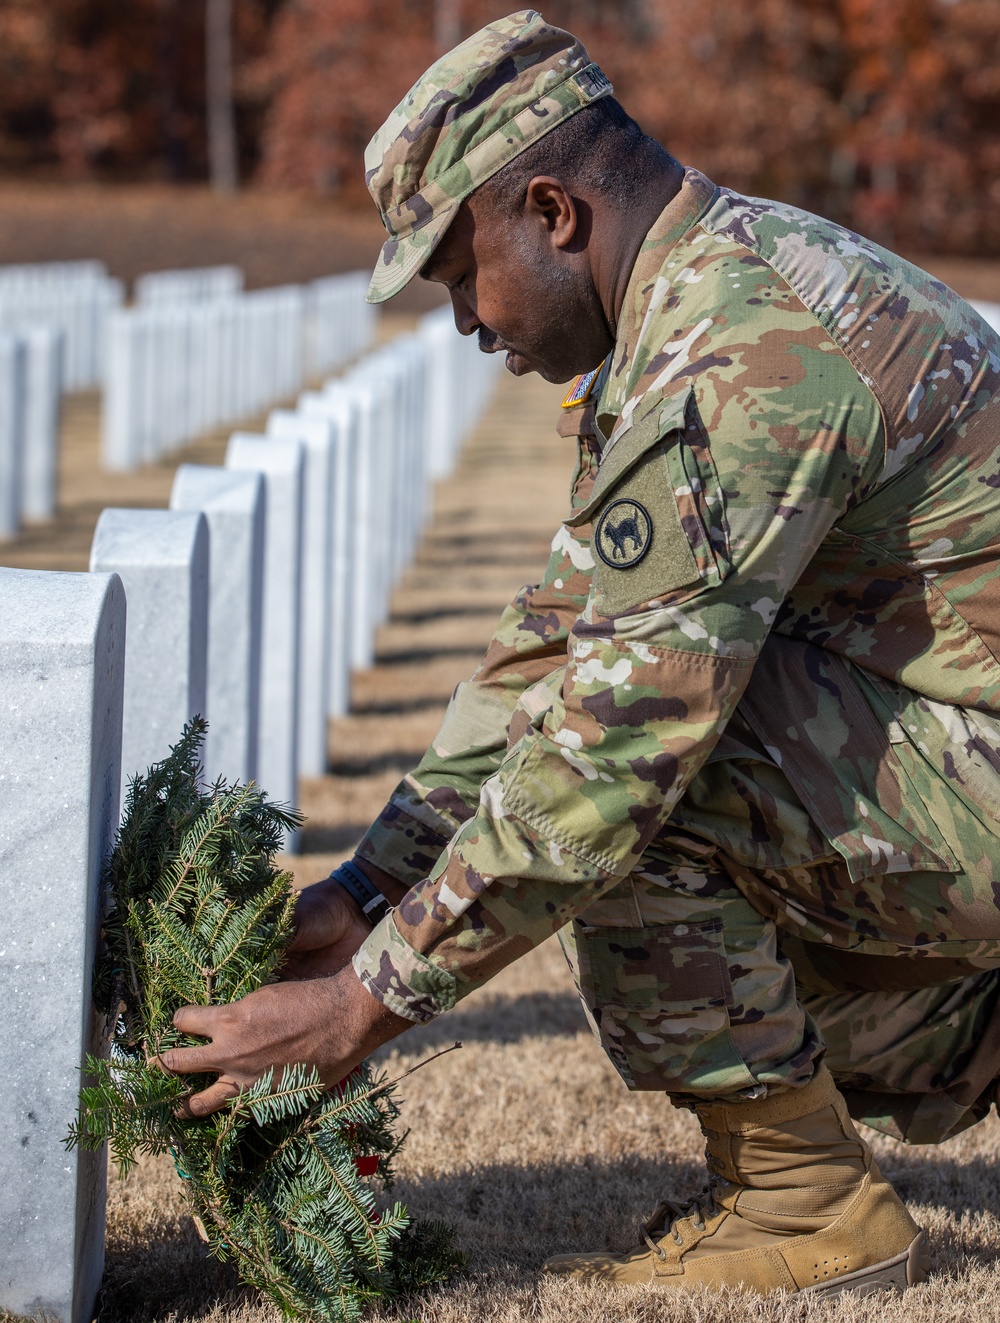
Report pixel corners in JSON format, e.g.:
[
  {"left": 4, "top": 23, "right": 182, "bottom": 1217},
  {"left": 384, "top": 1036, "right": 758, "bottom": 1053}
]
[{"left": 544, "top": 1064, "right": 928, "bottom": 1297}]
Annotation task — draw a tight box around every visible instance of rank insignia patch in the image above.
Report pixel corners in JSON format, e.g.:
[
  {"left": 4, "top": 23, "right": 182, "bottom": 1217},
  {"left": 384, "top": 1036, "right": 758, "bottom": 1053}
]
[{"left": 595, "top": 499, "right": 653, "bottom": 568}]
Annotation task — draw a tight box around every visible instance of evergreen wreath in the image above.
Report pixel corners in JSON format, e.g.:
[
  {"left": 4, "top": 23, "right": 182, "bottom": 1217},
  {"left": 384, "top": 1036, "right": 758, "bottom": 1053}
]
[{"left": 67, "top": 718, "right": 462, "bottom": 1321}]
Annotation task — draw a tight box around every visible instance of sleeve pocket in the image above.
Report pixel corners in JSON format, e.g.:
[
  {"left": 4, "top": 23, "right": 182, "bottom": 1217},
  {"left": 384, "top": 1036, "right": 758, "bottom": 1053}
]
[{"left": 567, "top": 389, "right": 731, "bottom": 617}]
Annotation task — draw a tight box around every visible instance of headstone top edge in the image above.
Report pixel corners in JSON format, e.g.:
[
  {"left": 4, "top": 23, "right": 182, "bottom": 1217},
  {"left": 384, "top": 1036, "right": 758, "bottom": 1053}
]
[
  {"left": 226, "top": 434, "right": 305, "bottom": 477},
  {"left": 0, "top": 566, "right": 125, "bottom": 643},
  {"left": 171, "top": 465, "right": 264, "bottom": 515},
  {"left": 91, "top": 508, "right": 209, "bottom": 570}
]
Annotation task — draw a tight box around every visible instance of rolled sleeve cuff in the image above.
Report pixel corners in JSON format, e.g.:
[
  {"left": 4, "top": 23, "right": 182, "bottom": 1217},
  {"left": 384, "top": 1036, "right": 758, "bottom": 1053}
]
[
  {"left": 355, "top": 795, "right": 458, "bottom": 890},
  {"left": 352, "top": 910, "right": 458, "bottom": 1024}
]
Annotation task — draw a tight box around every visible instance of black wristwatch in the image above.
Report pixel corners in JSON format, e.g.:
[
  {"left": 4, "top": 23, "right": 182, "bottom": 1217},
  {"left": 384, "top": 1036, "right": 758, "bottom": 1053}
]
[{"left": 327, "top": 860, "right": 392, "bottom": 927}]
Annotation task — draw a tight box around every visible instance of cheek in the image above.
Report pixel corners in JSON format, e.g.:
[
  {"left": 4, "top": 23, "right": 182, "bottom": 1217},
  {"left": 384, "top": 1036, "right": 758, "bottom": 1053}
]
[{"left": 474, "top": 266, "right": 530, "bottom": 334}]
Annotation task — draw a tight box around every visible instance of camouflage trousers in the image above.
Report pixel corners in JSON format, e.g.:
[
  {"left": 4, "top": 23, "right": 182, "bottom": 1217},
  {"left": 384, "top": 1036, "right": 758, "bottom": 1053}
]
[{"left": 560, "top": 664, "right": 1000, "bottom": 1146}]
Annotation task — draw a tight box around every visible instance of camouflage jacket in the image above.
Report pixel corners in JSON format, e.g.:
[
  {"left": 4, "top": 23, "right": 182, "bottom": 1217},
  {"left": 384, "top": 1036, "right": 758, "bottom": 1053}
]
[{"left": 354, "top": 166, "right": 1000, "bottom": 1023}]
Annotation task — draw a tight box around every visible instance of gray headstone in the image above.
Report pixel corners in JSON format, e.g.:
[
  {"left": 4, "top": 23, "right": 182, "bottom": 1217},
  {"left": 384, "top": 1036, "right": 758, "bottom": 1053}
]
[
  {"left": 0, "top": 566, "right": 125, "bottom": 1323},
  {"left": 21, "top": 325, "right": 64, "bottom": 523},
  {"left": 170, "top": 465, "right": 265, "bottom": 785},
  {"left": 0, "top": 333, "right": 26, "bottom": 540},
  {"left": 226, "top": 434, "right": 303, "bottom": 850},
  {"left": 267, "top": 410, "right": 335, "bottom": 777},
  {"left": 89, "top": 509, "right": 209, "bottom": 801}
]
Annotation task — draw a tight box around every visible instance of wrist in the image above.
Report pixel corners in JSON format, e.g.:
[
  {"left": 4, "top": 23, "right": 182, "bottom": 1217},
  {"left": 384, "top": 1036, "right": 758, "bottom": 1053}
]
[
  {"left": 352, "top": 857, "right": 410, "bottom": 906},
  {"left": 326, "top": 860, "right": 393, "bottom": 928}
]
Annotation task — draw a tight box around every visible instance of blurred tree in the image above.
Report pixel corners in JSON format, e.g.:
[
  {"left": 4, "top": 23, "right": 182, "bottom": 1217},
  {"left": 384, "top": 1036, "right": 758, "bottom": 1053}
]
[
  {"left": 0, "top": 0, "right": 998, "bottom": 255},
  {"left": 206, "top": 0, "right": 239, "bottom": 190},
  {"left": 0, "top": 0, "right": 274, "bottom": 181}
]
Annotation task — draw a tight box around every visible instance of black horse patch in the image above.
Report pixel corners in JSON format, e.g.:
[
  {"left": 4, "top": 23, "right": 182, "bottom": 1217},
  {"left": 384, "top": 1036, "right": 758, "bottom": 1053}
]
[{"left": 595, "top": 499, "right": 652, "bottom": 569}]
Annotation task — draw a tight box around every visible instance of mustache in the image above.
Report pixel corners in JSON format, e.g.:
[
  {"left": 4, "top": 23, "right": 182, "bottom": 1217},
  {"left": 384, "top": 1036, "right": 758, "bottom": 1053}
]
[{"left": 477, "top": 325, "right": 511, "bottom": 355}]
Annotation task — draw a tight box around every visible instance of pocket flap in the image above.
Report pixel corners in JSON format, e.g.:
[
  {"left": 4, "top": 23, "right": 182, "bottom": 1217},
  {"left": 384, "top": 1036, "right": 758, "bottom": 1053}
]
[{"left": 566, "top": 386, "right": 693, "bottom": 528}]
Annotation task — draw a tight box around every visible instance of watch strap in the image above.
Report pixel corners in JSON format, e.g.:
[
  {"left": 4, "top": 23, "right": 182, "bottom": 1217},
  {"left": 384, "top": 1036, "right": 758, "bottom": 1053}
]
[{"left": 328, "top": 860, "right": 392, "bottom": 927}]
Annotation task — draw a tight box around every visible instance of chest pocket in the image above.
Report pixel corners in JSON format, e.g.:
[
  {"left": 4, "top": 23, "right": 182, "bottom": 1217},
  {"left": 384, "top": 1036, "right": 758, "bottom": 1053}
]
[{"left": 566, "top": 387, "right": 731, "bottom": 618}]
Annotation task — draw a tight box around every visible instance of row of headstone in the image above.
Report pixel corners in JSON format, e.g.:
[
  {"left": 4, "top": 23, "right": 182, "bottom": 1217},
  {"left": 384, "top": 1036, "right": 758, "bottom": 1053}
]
[
  {"left": 305, "top": 272, "right": 373, "bottom": 378},
  {"left": 101, "top": 272, "right": 376, "bottom": 471},
  {"left": 0, "top": 308, "right": 501, "bottom": 1323},
  {"left": 94, "top": 309, "right": 500, "bottom": 845},
  {"left": 0, "top": 326, "right": 64, "bottom": 539},
  {"left": 0, "top": 261, "right": 124, "bottom": 391},
  {"left": 134, "top": 264, "right": 244, "bottom": 305},
  {"left": 973, "top": 299, "right": 1000, "bottom": 336}
]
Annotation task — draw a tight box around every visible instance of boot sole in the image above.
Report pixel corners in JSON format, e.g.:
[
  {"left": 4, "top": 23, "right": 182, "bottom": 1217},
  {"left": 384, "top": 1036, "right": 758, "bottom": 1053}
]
[{"left": 803, "top": 1231, "right": 928, "bottom": 1298}]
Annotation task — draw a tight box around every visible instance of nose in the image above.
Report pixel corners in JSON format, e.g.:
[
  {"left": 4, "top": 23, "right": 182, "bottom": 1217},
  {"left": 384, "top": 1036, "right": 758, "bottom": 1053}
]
[{"left": 449, "top": 289, "right": 481, "bottom": 339}]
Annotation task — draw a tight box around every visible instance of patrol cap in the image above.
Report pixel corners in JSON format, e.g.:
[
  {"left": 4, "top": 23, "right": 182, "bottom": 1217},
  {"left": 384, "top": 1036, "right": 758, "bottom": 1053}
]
[{"left": 364, "top": 9, "right": 613, "bottom": 304}]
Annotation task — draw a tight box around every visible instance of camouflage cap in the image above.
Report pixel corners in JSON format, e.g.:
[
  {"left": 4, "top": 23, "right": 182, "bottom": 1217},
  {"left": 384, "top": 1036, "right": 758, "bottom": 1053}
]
[{"left": 364, "top": 9, "right": 613, "bottom": 304}]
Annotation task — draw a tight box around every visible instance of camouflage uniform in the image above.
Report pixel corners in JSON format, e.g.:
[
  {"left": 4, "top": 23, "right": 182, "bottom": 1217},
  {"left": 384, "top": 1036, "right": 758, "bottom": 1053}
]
[{"left": 357, "top": 12, "right": 1000, "bottom": 1144}]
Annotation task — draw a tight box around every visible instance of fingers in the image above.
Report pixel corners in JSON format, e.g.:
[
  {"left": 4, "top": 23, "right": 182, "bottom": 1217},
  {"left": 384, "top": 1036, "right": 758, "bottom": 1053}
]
[
  {"left": 175, "top": 1075, "right": 242, "bottom": 1119},
  {"left": 173, "top": 1002, "right": 224, "bottom": 1036},
  {"left": 155, "top": 1042, "right": 220, "bottom": 1076},
  {"left": 153, "top": 1003, "right": 231, "bottom": 1076}
]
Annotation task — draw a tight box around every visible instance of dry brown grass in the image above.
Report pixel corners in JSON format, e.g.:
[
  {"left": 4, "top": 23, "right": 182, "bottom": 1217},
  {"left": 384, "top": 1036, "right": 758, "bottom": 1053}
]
[{"left": 87, "top": 935, "right": 1000, "bottom": 1323}]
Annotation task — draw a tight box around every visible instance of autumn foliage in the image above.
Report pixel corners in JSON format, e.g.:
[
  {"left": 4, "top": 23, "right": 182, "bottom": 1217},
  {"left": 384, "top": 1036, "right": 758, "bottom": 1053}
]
[{"left": 1, "top": 0, "right": 999, "bottom": 255}]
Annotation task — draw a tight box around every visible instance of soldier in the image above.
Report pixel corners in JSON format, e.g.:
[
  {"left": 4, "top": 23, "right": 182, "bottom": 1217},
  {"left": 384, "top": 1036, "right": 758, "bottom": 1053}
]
[{"left": 161, "top": 9, "right": 1000, "bottom": 1299}]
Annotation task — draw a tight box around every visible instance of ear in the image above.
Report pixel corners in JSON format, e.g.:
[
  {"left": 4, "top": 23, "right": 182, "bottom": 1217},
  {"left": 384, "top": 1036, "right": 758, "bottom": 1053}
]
[{"left": 524, "top": 176, "right": 578, "bottom": 249}]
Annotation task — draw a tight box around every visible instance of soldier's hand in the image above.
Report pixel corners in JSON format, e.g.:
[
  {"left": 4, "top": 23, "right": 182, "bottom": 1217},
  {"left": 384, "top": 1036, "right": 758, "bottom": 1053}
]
[
  {"left": 157, "top": 966, "right": 409, "bottom": 1118},
  {"left": 281, "top": 876, "right": 373, "bottom": 980}
]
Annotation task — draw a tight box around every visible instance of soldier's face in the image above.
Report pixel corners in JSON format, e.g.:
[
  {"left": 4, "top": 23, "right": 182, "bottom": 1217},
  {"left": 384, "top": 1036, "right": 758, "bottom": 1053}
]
[{"left": 420, "top": 186, "right": 610, "bottom": 384}]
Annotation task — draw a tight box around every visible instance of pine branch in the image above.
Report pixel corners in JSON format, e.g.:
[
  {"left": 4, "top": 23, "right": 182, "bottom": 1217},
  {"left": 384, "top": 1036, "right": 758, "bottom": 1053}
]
[{"left": 65, "top": 719, "right": 463, "bottom": 1321}]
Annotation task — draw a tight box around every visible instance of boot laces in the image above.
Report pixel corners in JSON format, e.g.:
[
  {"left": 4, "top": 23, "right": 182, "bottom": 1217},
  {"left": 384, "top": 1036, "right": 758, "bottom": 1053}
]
[{"left": 641, "top": 1182, "right": 722, "bottom": 1259}]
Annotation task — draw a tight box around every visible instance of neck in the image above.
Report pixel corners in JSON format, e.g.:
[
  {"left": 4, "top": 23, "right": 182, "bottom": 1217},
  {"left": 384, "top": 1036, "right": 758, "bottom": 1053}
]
[{"left": 594, "top": 155, "right": 685, "bottom": 341}]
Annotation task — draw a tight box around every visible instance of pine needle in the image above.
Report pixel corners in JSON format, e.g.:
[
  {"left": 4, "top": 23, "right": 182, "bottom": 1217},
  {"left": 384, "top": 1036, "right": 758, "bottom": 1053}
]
[{"left": 66, "top": 718, "right": 463, "bottom": 1321}]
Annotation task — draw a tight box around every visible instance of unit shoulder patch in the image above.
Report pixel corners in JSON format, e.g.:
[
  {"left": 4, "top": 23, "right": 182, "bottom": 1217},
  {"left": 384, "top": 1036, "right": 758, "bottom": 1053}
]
[
  {"left": 591, "top": 442, "right": 702, "bottom": 618},
  {"left": 595, "top": 499, "right": 652, "bottom": 569}
]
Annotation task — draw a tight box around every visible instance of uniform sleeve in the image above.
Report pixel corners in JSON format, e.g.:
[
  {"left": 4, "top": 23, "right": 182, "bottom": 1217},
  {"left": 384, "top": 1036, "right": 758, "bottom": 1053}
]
[
  {"left": 354, "top": 421, "right": 601, "bottom": 889},
  {"left": 354, "top": 309, "right": 886, "bottom": 1023}
]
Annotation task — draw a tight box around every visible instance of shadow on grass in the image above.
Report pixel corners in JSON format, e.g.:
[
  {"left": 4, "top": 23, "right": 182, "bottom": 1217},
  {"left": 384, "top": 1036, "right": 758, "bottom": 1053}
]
[
  {"left": 99, "top": 1212, "right": 249, "bottom": 1323},
  {"left": 373, "top": 644, "right": 489, "bottom": 666},
  {"left": 95, "top": 1142, "right": 1000, "bottom": 1323},
  {"left": 351, "top": 694, "right": 452, "bottom": 717},
  {"left": 371, "top": 989, "right": 590, "bottom": 1053},
  {"left": 877, "top": 1147, "right": 1000, "bottom": 1228},
  {"left": 390, "top": 605, "right": 500, "bottom": 626},
  {"left": 323, "top": 749, "right": 427, "bottom": 778},
  {"left": 298, "top": 821, "right": 369, "bottom": 854}
]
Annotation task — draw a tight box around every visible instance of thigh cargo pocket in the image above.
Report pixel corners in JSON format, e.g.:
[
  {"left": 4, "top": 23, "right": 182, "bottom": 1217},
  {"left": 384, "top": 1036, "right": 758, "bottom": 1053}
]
[{"left": 572, "top": 916, "right": 759, "bottom": 1094}]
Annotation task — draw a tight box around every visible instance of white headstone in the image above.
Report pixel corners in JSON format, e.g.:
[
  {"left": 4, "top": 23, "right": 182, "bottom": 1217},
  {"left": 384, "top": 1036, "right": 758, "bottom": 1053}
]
[
  {"left": 21, "top": 325, "right": 64, "bottom": 522},
  {"left": 89, "top": 509, "right": 209, "bottom": 800},
  {"left": 0, "top": 566, "right": 125, "bottom": 1323},
  {"left": 226, "top": 434, "right": 303, "bottom": 850},
  {"left": 101, "top": 311, "right": 142, "bottom": 473},
  {"left": 313, "top": 380, "right": 379, "bottom": 672},
  {"left": 170, "top": 465, "right": 265, "bottom": 785},
  {"left": 296, "top": 390, "right": 358, "bottom": 717},
  {"left": 266, "top": 410, "right": 336, "bottom": 777},
  {"left": 0, "top": 333, "right": 26, "bottom": 539}
]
